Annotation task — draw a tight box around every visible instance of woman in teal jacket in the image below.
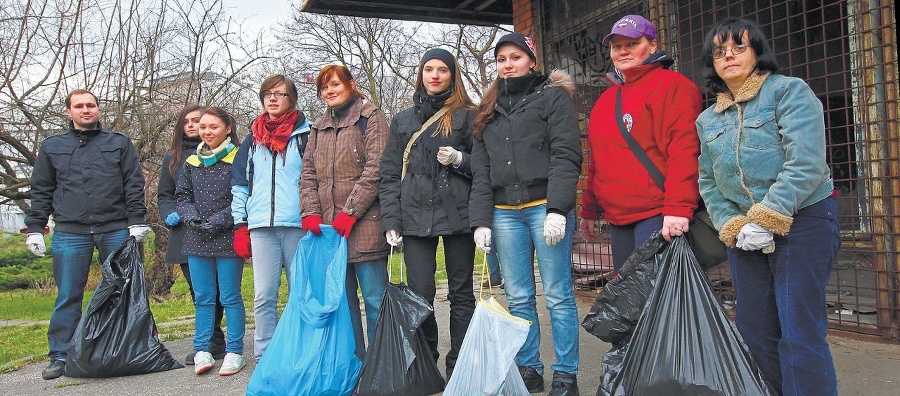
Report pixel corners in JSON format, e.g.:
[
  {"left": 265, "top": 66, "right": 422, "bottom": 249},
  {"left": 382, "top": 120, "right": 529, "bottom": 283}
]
[{"left": 696, "top": 18, "right": 838, "bottom": 396}]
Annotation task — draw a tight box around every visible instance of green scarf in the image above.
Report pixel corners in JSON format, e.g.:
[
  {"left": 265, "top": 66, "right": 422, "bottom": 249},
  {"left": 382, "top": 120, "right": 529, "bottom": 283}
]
[{"left": 197, "top": 137, "right": 235, "bottom": 166}]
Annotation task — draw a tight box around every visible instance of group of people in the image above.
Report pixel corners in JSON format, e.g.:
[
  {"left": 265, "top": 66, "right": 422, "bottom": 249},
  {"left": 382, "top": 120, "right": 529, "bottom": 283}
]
[{"left": 24, "top": 13, "right": 839, "bottom": 396}]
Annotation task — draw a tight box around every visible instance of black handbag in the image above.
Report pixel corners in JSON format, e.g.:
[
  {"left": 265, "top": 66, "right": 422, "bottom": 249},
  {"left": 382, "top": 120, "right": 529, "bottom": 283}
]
[{"left": 614, "top": 89, "right": 727, "bottom": 269}]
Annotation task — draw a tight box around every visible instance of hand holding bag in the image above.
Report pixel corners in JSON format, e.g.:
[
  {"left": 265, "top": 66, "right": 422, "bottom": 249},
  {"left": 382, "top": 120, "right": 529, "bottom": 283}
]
[{"left": 614, "top": 89, "right": 727, "bottom": 269}]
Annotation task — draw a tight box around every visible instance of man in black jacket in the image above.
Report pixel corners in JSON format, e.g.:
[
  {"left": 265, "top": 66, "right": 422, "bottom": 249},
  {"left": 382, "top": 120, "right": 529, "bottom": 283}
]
[{"left": 24, "top": 89, "right": 149, "bottom": 380}]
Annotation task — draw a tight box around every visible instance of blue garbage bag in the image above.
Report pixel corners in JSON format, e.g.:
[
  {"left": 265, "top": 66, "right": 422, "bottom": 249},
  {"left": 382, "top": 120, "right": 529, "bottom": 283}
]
[{"left": 246, "top": 225, "right": 361, "bottom": 396}]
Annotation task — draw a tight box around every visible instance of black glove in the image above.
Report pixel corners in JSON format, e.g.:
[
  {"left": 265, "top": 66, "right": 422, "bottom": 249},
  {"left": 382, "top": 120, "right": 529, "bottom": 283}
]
[{"left": 187, "top": 219, "right": 216, "bottom": 233}]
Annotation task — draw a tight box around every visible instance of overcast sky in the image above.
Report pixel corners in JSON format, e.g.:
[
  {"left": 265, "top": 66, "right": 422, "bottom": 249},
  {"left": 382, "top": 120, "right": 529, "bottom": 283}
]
[{"left": 222, "top": 0, "right": 294, "bottom": 39}]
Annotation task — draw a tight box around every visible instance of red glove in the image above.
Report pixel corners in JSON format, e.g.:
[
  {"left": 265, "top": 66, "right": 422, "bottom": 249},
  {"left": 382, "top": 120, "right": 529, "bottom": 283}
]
[
  {"left": 233, "top": 225, "right": 252, "bottom": 259},
  {"left": 302, "top": 215, "right": 323, "bottom": 236},
  {"left": 332, "top": 212, "right": 358, "bottom": 238}
]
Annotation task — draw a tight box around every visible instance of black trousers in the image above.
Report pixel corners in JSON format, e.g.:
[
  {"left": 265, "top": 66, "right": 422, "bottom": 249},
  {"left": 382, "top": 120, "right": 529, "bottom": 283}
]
[{"left": 403, "top": 233, "right": 476, "bottom": 374}]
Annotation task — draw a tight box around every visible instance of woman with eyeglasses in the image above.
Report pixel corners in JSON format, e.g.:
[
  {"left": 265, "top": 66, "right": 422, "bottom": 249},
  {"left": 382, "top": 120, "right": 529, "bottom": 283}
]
[
  {"left": 580, "top": 15, "right": 702, "bottom": 271},
  {"left": 697, "top": 18, "right": 839, "bottom": 395},
  {"left": 300, "top": 64, "right": 389, "bottom": 358},
  {"left": 231, "top": 74, "right": 311, "bottom": 360}
]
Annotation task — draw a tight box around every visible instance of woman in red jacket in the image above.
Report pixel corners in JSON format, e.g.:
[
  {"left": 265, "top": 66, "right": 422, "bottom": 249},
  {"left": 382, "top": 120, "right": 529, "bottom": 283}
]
[{"left": 580, "top": 15, "right": 702, "bottom": 271}]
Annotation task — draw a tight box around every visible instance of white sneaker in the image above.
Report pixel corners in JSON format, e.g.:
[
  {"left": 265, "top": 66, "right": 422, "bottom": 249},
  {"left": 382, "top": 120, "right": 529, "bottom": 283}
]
[
  {"left": 194, "top": 351, "right": 214, "bottom": 375},
  {"left": 218, "top": 353, "right": 246, "bottom": 376}
]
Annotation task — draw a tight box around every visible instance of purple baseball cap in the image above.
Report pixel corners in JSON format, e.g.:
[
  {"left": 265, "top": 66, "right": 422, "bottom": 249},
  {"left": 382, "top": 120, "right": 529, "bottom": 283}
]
[{"left": 601, "top": 15, "right": 657, "bottom": 45}]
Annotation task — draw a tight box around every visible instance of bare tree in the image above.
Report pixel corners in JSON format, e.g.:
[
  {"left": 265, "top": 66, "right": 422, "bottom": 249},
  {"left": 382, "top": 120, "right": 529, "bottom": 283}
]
[
  {"left": 0, "top": 0, "right": 268, "bottom": 297},
  {"left": 277, "top": 11, "right": 423, "bottom": 118}
]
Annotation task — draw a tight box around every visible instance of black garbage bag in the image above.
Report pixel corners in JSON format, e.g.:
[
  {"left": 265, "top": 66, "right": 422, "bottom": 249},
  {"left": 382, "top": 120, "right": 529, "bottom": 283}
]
[
  {"left": 581, "top": 233, "right": 668, "bottom": 343},
  {"left": 355, "top": 282, "right": 445, "bottom": 396},
  {"left": 65, "top": 237, "right": 183, "bottom": 377},
  {"left": 604, "top": 236, "right": 778, "bottom": 396}
]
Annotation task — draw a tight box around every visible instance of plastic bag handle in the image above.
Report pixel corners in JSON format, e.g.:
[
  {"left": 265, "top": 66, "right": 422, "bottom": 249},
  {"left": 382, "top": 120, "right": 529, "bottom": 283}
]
[
  {"left": 388, "top": 245, "right": 404, "bottom": 284},
  {"left": 477, "top": 251, "right": 493, "bottom": 301}
]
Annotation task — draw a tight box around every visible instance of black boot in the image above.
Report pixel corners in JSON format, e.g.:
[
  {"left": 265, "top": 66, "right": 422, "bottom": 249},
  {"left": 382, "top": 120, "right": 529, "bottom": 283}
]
[
  {"left": 548, "top": 371, "right": 579, "bottom": 396},
  {"left": 518, "top": 366, "right": 545, "bottom": 393}
]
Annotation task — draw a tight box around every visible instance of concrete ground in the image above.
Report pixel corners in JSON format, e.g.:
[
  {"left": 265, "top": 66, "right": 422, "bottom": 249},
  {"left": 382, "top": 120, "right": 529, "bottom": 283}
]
[{"left": 2, "top": 280, "right": 899, "bottom": 395}]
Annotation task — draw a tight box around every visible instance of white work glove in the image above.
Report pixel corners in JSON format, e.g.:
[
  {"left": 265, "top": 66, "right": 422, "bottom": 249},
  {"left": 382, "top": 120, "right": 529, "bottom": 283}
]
[
  {"left": 128, "top": 224, "right": 151, "bottom": 242},
  {"left": 385, "top": 229, "right": 403, "bottom": 247},
  {"left": 26, "top": 233, "right": 46, "bottom": 257},
  {"left": 544, "top": 212, "right": 567, "bottom": 246},
  {"left": 736, "top": 222, "right": 775, "bottom": 253},
  {"left": 436, "top": 146, "right": 463, "bottom": 166},
  {"left": 474, "top": 227, "right": 492, "bottom": 253}
]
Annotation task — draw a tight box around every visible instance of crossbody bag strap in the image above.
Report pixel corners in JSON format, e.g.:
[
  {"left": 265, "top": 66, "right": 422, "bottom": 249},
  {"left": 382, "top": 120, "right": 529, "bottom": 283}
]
[
  {"left": 401, "top": 106, "right": 450, "bottom": 180},
  {"left": 616, "top": 89, "right": 666, "bottom": 191}
]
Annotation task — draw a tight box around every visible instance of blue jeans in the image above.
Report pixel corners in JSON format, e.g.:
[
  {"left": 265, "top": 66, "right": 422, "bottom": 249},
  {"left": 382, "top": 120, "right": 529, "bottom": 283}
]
[
  {"left": 729, "top": 198, "right": 839, "bottom": 396},
  {"left": 493, "top": 205, "right": 579, "bottom": 375},
  {"left": 485, "top": 236, "right": 502, "bottom": 280},
  {"left": 346, "top": 258, "right": 388, "bottom": 358},
  {"left": 609, "top": 215, "right": 662, "bottom": 272},
  {"left": 48, "top": 229, "right": 128, "bottom": 360},
  {"left": 188, "top": 256, "right": 246, "bottom": 354},
  {"left": 249, "top": 226, "right": 305, "bottom": 358}
]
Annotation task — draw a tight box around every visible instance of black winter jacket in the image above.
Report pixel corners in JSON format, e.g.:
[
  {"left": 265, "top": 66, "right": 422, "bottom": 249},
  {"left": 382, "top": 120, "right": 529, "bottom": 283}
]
[
  {"left": 379, "top": 107, "right": 475, "bottom": 237},
  {"left": 469, "top": 70, "right": 582, "bottom": 228},
  {"left": 157, "top": 138, "right": 201, "bottom": 263},
  {"left": 176, "top": 148, "right": 238, "bottom": 258},
  {"left": 25, "top": 123, "right": 146, "bottom": 234}
]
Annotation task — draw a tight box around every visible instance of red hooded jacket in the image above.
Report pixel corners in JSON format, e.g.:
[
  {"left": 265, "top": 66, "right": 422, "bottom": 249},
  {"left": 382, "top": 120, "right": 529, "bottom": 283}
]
[{"left": 582, "top": 56, "right": 701, "bottom": 226}]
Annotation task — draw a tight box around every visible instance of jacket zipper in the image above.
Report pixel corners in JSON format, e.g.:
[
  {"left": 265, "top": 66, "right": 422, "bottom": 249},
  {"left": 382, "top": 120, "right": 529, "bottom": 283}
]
[{"left": 269, "top": 156, "right": 276, "bottom": 226}]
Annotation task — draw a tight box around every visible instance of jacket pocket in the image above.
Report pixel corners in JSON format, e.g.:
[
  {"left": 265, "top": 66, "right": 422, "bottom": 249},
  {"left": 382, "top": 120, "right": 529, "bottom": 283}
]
[
  {"left": 351, "top": 205, "right": 388, "bottom": 254},
  {"left": 742, "top": 111, "right": 779, "bottom": 149}
]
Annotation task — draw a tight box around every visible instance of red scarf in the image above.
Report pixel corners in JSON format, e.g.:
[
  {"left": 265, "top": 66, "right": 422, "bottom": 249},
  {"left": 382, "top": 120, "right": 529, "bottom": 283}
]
[{"left": 251, "top": 110, "right": 299, "bottom": 154}]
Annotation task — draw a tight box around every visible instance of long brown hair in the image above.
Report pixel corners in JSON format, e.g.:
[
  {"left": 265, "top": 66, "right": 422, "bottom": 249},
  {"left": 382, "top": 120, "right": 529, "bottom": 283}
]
[
  {"left": 472, "top": 78, "right": 501, "bottom": 139},
  {"left": 315, "top": 65, "right": 366, "bottom": 101},
  {"left": 414, "top": 54, "right": 475, "bottom": 137},
  {"left": 168, "top": 104, "right": 204, "bottom": 174}
]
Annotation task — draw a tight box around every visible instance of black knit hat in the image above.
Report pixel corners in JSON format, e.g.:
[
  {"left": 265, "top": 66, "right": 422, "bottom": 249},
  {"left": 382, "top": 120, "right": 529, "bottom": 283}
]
[
  {"left": 421, "top": 48, "right": 457, "bottom": 80},
  {"left": 494, "top": 32, "right": 537, "bottom": 61}
]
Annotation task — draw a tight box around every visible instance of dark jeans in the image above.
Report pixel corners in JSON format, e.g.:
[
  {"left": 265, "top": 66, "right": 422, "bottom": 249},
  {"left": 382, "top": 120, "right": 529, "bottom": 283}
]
[
  {"left": 180, "top": 262, "right": 225, "bottom": 347},
  {"left": 609, "top": 215, "right": 663, "bottom": 271},
  {"left": 404, "top": 233, "right": 476, "bottom": 373},
  {"left": 729, "top": 198, "right": 839, "bottom": 396},
  {"left": 48, "top": 229, "right": 128, "bottom": 360}
]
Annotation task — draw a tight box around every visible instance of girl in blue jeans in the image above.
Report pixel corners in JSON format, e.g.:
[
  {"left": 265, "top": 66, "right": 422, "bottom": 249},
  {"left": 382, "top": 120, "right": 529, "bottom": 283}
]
[
  {"left": 469, "top": 32, "right": 583, "bottom": 395},
  {"left": 176, "top": 107, "right": 246, "bottom": 376}
]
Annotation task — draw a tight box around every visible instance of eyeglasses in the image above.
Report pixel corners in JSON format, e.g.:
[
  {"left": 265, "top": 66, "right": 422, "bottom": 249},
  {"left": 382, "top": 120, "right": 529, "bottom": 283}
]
[
  {"left": 262, "top": 92, "right": 288, "bottom": 99},
  {"left": 713, "top": 45, "right": 749, "bottom": 59}
]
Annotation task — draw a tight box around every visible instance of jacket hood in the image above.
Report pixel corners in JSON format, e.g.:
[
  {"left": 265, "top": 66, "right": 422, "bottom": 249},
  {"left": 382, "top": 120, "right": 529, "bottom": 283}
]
[
  {"left": 546, "top": 69, "right": 576, "bottom": 97},
  {"left": 606, "top": 50, "right": 674, "bottom": 85}
]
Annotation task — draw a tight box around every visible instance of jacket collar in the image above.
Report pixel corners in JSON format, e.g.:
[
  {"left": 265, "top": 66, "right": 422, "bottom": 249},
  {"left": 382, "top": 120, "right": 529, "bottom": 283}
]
[
  {"left": 714, "top": 72, "right": 771, "bottom": 113},
  {"left": 606, "top": 51, "right": 673, "bottom": 85},
  {"left": 319, "top": 98, "right": 365, "bottom": 130}
]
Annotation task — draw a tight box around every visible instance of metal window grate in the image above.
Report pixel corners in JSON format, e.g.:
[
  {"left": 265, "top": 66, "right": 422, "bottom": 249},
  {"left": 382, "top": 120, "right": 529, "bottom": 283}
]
[{"left": 541, "top": 0, "right": 899, "bottom": 339}]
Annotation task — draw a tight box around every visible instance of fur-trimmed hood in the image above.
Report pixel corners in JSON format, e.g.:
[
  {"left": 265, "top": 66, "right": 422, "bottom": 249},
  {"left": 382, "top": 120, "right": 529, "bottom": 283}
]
[{"left": 546, "top": 69, "right": 576, "bottom": 97}]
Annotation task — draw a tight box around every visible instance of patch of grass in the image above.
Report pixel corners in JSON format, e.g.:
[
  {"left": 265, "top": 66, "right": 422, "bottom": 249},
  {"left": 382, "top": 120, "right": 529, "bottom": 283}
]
[{"left": 0, "top": 324, "right": 47, "bottom": 371}]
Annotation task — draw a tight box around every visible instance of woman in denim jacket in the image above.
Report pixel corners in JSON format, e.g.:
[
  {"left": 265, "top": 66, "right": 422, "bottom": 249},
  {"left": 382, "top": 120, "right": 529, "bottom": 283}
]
[{"left": 696, "top": 18, "right": 838, "bottom": 396}]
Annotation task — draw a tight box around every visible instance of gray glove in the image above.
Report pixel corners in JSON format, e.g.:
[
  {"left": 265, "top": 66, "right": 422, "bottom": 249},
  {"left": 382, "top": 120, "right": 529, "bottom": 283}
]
[
  {"left": 385, "top": 230, "right": 403, "bottom": 247},
  {"left": 544, "top": 213, "right": 566, "bottom": 245},
  {"left": 128, "top": 224, "right": 151, "bottom": 242},
  {"left": 736, "top": 222, "right": 775, "bottom": 253},
  {"left": 436, "top": 146, "right": 463, "bottom": 166},
  {"left": 474, "top": 227, "right": 492, "bottom": 253},
  {"left": 26, "top": 233, "right": 46, "bottom": 257}
]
